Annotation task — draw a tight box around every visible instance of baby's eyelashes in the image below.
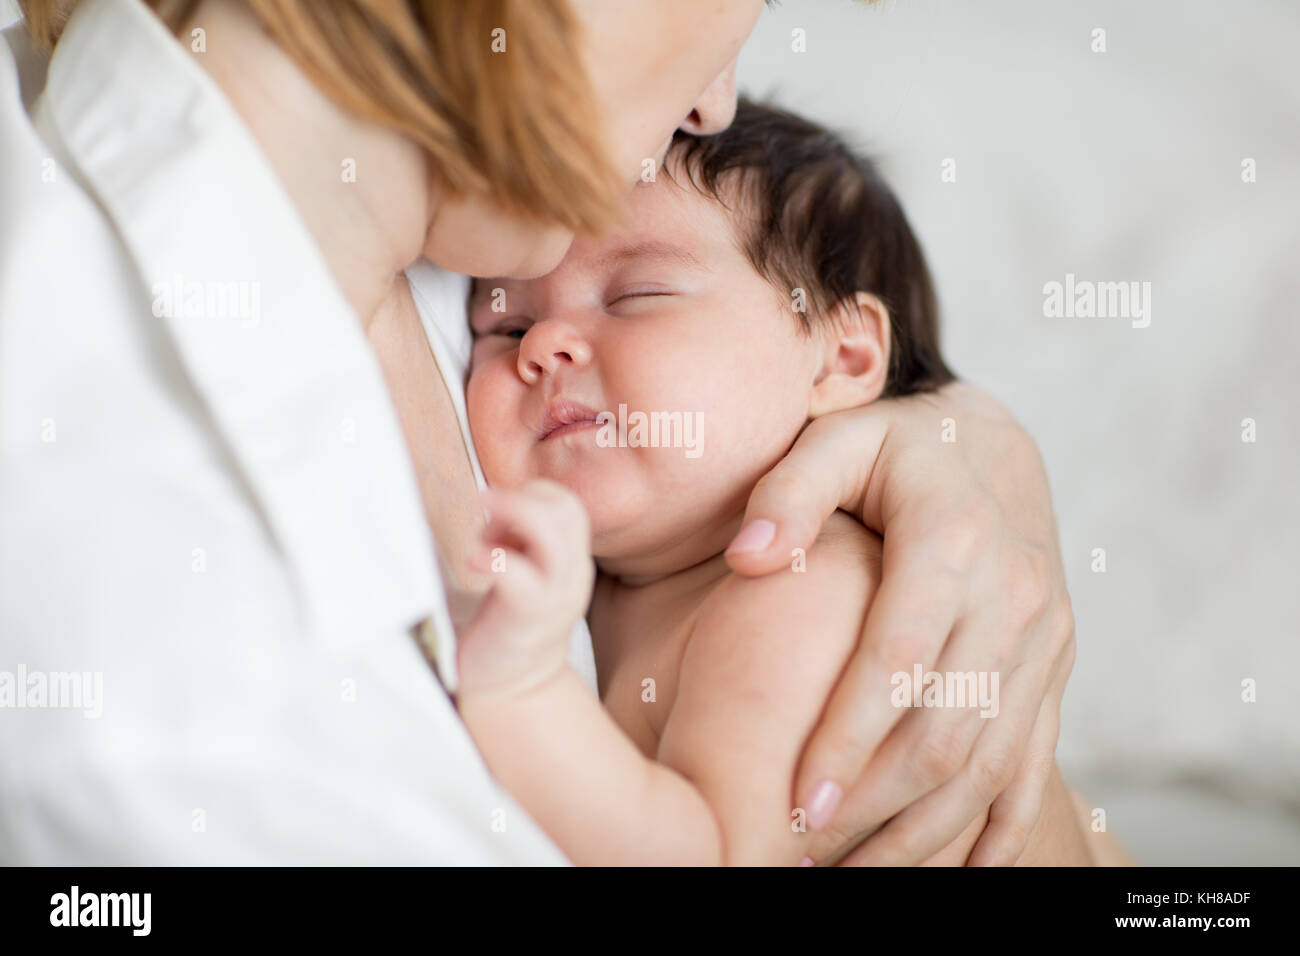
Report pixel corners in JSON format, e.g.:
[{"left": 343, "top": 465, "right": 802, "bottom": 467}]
[{"left": 470, "top": 307, "right": 532, "bottom": 341}]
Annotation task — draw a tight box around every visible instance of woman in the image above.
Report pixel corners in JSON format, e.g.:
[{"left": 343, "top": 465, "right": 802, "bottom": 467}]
[{"left": 0, "top": 0, "right": 1075, "bottom": 864}]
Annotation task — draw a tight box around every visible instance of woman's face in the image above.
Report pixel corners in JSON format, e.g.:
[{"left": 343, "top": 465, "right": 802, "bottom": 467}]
[{"left": 423, "top": 0, "right": 764, "bottom": 280}]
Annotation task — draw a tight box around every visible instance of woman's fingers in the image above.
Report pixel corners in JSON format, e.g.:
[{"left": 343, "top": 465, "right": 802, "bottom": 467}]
[
  {"left": 797, "top": 705, "right": 974, "bottom": 864},
  {"left": 816, "top": 611, "right": 1066, "bottom": 866},
  {"left": 726, "top": 383, "right": 1075, "bottom": 867},
  {"left": 791, "top": 517, "right": 968, "bottom": 836},
  {"left": 725, "top": 407, "right": 888, "bottom": 576},
  {"left": 963, "top": 706, "right": 1057, "bottom": 867},
  {"left": 795, "top": 603, "right": 1003, "bottom": 863},
  {"left": 832, "top": 661, "right": 1044, "bottom": 866},
  {"left": 966, "top": 641, "right": 1074, "bottom": 866}
]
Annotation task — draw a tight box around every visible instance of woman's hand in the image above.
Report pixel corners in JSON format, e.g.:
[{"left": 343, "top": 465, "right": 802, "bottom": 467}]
[
  {"left": 724, "top": 382, "right": 1076, "bottom": 866},
  {"left": 458, "top": 481, "right": 595, "bottom": 699}
]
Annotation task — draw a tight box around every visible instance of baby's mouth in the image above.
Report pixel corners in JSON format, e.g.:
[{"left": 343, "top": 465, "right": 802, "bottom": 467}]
[{"left": 538, "top": 397, "right": 603, "bottom": 441}]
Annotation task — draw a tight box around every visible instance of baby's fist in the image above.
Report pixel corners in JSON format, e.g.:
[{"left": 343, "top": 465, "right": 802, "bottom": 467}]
[{"left": 457, "top": 480, "right": 594, "bottom": 696}]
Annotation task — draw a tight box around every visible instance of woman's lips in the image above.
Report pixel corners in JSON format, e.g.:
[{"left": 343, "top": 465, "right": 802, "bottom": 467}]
[{"left": 538, "top": 398, "right": 602, "bottom": 441}]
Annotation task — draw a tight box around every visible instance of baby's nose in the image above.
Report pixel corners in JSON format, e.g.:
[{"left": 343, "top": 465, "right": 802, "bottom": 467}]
[{"left": 517, "top": 322, "right": 593, "bottom": 383}]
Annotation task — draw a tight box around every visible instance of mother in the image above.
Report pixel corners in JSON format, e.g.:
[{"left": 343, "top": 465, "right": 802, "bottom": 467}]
[{"left": 0, "top": 0, "right": 1074, "bottom": 865}]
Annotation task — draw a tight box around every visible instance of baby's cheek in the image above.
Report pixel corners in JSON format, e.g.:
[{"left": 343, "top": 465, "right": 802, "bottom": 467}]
[
  {"left": 465, "top": 367, "right": 518, "bottom": 485},
  {"left": 465, "top": 367, "right": 489, "bottom": 437},
  {"left": 713, "top": 375, "right": 812, "bottom": 472}
]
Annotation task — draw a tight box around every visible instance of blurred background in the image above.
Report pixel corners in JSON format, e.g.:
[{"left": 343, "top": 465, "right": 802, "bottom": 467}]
[
  {"left": 736, "top": 0, "right": 1300, "bottom": 864},
  {"left": 5, "top": 0, "right": 1295, "bottom": 864}
]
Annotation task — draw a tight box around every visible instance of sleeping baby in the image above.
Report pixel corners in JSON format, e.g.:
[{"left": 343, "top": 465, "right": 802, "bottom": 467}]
[{"left": 456, "top": 99, "right": 1098, "bottom": 865}]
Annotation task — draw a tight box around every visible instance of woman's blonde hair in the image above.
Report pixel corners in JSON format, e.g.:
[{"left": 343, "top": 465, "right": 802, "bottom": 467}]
[{"left": 19, "top": 0, "right": 624, "bottom": 231}]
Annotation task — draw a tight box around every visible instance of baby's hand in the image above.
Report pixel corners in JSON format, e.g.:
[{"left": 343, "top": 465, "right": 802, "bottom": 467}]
[{"left": 457, "top": 480, "right": 594, "bottom": 698}]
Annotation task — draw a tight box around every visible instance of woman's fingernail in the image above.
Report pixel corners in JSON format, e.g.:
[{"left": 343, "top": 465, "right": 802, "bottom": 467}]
[
  {"left": 800, "top": 856, "right": 815, "bottom": 867},
  {"left": 806, "top": 780, "right": 843, "bottom": 830},
  {"left": 727, "top": 518, "right": 776, "bottom": 554}
]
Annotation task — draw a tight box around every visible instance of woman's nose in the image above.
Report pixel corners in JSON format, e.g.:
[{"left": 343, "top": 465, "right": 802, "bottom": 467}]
[
  {"left": 517, "top": 321, "right": 593, "bottom": 384},
  {"left": 677, "top": 58, "right": 739, "bottom": 136}
]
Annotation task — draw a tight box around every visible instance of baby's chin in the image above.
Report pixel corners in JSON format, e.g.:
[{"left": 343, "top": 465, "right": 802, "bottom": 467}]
[
  {"left": 583, "top": 488, "right": 741, "bottom": 577},
  {"left": 551, "top": 476, "right": 644, "bottom": 548},
  {"left": 497, "top": 447, "right": 737, "bottom": 572},
  {"left": 530, "top": 468, "right": 682, "bottom": 564},
  {"left": 590, "top": 520, "right": 737, "bottom": 581}
]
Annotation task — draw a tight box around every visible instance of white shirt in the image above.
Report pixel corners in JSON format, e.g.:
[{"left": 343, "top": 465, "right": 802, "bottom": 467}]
[{"left": 0, "top": 0, "right": 580, "bottom": 864}]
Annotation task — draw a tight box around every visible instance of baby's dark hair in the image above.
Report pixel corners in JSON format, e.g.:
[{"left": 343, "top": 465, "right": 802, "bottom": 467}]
[{"left": 668, "top": 98, "right": 954, "bottom": 397}]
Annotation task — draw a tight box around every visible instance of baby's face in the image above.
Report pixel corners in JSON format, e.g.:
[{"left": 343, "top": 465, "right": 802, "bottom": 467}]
[{"left": 467, "top": 172, "right": 824, "bottom": 577}]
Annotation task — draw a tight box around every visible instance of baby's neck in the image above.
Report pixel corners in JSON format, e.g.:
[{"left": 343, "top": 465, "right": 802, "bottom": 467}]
[
  {"left": 588, "top": 545, "right": 734, "bottom": 705},
  {"left": 594, "top": 510, "right": 745, "bottom": 588},
  {"left": 599, "top": 546, "right": 733, "bottom": 597}
]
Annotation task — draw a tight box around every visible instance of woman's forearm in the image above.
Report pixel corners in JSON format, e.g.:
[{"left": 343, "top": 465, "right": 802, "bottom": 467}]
[{"left": 458, "top": 667, "right": 723, "bottom": 866}]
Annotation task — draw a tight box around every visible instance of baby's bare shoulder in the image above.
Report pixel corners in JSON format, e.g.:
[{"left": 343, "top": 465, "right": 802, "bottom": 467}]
[{"left": 695, "top": 510, "right": 880, "bottom": 639}]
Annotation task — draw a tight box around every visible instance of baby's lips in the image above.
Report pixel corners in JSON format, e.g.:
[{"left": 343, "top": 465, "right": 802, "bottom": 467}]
[{"left": 538, "top": 395, "right": 602, "bottom": 439}]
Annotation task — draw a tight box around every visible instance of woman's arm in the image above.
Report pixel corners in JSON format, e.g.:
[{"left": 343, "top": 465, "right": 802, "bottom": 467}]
[{"left": 725, "top": 382, "right": 1077, "bottom": 865}]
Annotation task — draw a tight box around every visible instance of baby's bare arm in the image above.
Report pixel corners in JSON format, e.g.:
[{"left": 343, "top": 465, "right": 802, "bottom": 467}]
[
  {"left": 456, "top": 481, "right": 725, "bottom": 866},
  {"left": 657, "top": 509, "right": 1111, "bottom": 867},
  {"left": 460, "top": 484, "right": 1109, "bottom": 867},
  {"left": 459, "top": 667, "right": 725, "bottom": 865},
  {"left": 463, "top": 508, "right": 879, "bottom": 865},
  {"left": 657, "top": 510, "right": 879, "bottom": 865}
]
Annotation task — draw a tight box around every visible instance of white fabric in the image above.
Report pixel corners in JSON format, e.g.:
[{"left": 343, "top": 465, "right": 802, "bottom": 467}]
[
  {"left": 0, "top": 0, "right": 567, "bottom": 864},
  {"left": 405, "top": 259, "right": 600, "bottom": 695}
]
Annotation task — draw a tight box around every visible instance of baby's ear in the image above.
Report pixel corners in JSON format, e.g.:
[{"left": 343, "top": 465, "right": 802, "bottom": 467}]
[{"left": 808, "top": 292, "right": 891, "bottom": 419}]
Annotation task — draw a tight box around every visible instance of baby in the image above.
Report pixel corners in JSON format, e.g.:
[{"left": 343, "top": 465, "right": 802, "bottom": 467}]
[{"left": 457, "top": 99, "right": 1090, "bottom": 865}]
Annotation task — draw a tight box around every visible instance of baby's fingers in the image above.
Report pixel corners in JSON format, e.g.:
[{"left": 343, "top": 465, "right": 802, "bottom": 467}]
[{"left": 478, "top": 481, "right": 588, "bottom": 580}]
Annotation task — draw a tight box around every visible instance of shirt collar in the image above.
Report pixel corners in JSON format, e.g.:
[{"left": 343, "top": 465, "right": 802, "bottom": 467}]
[{"left": 40, "top": 0, "right": 445, "bottom": 651}]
